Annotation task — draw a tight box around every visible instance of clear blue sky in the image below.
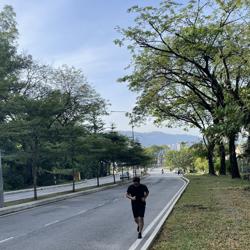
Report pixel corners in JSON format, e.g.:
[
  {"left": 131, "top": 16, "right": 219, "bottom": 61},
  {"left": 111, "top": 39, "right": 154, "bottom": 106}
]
[{"left": 0, "top": 0, "right": 199, "bottom": 135}]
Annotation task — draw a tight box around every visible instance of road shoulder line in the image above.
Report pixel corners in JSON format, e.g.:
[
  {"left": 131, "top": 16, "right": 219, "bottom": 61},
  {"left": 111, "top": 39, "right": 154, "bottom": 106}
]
[
  {"left": 128, "top": 176, "right": 189, "bottom": 250},
  {"left": 0, "top": 237, "right": 14, "bottom": 244}
]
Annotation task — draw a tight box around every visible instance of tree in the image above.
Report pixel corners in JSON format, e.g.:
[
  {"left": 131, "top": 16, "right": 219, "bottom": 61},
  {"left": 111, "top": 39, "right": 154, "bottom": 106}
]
[
  {"left": 103, "top": 131, "right": 130, "bottom": 183},
  {"left": 190, "top": 142, "right": 209, "bottom": 173},
  {"left": 145, "top": 145, "right": 169, "bottom": 168},
  {"left": 0, "top": 5, "right": 39, "bottom": 198},
  {"left": 3, "top": 87, "right": 68, "bottom": 199},
  {"left": 125, "top": 141, "right": 152, "bottom": 175},
  {"left": 132, "top": 84, "right": 217, "bottom": 175},
  {"left": 165, "top": 144, "right": 194, "bottom": 173},
  {"left": 1, "top": 59, "right": 108, "bottom": 197},
  {"left": 0, "top": 5, "right": 30, "bottom": 124},
  {"left": 194, "top": 157, "right": 208, "bottom": 173},
  {"left": 116, "top": 0, "right": 250, "bottom": 178},
  {"left": 51, "top": 65, "right": 102, "bottom": 126},
  {"left": 49, "top": 65, "right": 108, "bottom": 190},
  {"left": 85, "top": 96, "right": 108, "bottom": 134},
  {"left": 82, "top": 134, "right": 110, "bottom": 187},
  {"left": 0, "top": 5, "right": 112, "bottom": 194}
]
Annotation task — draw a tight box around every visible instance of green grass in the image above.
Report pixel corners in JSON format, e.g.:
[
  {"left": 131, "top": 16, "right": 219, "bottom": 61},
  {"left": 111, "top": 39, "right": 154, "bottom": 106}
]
[{"left": 151, "top": 175, "right": 250, "bottom": 250}]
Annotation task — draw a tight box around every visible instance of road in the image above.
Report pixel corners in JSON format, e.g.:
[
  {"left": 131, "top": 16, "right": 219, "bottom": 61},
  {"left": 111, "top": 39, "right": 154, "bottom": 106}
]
[
  {"left": 0, "top": 170, "right": 184, "bottom": 250},
  {"left": 4, "top": 174, "right": 120, "bottom": 202}
]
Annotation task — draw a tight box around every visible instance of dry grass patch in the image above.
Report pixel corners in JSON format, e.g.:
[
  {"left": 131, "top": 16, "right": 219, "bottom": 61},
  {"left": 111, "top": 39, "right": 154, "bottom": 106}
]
[{"left": 151, "top": 175, "right": 250, "bottom": 250}]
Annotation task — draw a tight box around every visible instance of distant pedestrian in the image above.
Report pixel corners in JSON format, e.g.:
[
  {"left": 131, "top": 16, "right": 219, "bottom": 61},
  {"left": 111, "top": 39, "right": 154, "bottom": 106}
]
[
  {"left": 161, "top": 169, "right": 164, "bottom": 174},
  {"left": 126, "top": 176, "right": 149, "bottom": 239}
]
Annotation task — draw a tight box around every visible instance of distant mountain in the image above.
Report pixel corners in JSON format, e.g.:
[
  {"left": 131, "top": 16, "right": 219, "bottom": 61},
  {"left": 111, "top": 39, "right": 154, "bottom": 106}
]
[{"left": 119, "top": 131, "right": 201, "bottom": 148}]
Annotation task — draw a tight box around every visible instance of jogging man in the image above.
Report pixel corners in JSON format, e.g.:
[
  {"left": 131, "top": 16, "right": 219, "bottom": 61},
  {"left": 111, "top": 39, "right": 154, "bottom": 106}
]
[{"left": 126, "top": 176, "right": 149, "bottom": 239}]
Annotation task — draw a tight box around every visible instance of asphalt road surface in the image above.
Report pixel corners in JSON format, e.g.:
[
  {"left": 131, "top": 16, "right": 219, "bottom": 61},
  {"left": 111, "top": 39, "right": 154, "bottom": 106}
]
[
  {"left": 0, "top": 170, "right": 184, "bottom": 250},
  {"left": 4, "top": 174, "right": 120, "bottom": 202}
]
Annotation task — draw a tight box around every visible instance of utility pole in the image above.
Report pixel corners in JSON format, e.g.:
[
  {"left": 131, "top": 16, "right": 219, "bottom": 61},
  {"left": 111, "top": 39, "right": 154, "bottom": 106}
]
[{"left": 0, "top": 150, "right": 4, "bottom": 208}]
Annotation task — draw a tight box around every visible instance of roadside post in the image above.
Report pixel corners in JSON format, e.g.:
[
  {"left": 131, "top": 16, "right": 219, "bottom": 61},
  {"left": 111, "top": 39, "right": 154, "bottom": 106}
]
[{"left": 0, "top": 150, "right": 4, "bottom": 208}]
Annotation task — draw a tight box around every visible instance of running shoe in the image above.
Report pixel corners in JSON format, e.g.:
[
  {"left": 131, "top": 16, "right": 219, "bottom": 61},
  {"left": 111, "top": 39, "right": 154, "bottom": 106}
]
[{"left": 138, "top": 232, "right": 142, "bottom": 239}]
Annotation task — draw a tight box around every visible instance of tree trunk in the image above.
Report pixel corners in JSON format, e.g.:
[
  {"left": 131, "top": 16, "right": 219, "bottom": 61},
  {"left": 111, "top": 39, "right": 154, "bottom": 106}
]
[
  {"left": 71, "top": 139, "right": 76, "bottom": 192},
  {"left": 32, "top": 164, "right": 38, "bottom": 200},
  {"left": 228, "top": 134, "right": 241, "bottom": 178},
  {"left": 219, "top": 142, "right": 226, "bottom": 175},
  {"left": 121, "top": 166, "right": 124, "bottom": 182},
  {"left": 96, "top": 163, "right": 100, "bottom": 187},
  {"left": 32, "top": 139, "right": 38, "bottom": 200},
  {"left": 207, "top": 142, "right": 216, "bottom": 175},
  {"left": 112, "top": 162, "right": 116, "bottom": 184},
  {"left": 245, "top": 133, "right": 250, "bottom": 160},
  {"left": 72, "top": 166, "right": 76, "bottom": 192}
]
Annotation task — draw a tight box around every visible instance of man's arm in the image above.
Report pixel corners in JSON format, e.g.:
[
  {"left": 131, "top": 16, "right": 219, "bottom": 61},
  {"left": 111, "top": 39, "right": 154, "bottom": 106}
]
[
  {"left": 141, "top": 186, "right": 149, "bottom": 202},
  {"left": 126, "top": 193, "right": 136, "bottom": 200}
]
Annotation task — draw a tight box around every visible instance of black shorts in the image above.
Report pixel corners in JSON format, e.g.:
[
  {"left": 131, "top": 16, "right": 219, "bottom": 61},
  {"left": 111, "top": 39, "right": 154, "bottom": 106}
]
[{"left": 132, "top": 202, "right": 146, "bottom": 218}]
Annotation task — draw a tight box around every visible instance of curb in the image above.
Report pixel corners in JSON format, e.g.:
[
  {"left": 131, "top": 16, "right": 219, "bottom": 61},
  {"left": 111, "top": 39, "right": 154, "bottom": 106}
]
[
  {"left": 138, "top": 176, "right": 190, "bottom": 250},
  {"left": 0, "top": 178, "right": 132, "bottom": 217}
]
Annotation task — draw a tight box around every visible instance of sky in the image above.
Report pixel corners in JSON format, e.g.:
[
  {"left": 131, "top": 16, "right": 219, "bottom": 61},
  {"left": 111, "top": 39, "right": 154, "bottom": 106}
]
[{"left": 0, "top": 0, "right": 200, "bottom": 136}]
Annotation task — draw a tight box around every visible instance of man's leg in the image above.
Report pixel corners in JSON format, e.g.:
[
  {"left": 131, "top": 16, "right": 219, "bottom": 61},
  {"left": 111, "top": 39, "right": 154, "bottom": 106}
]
[
  {"left": 137, "top": 205, "right": 145, "bottom": 238},
  {"left": 134, "top": 217, "right": 139, "bottom": 227},
  {"left": 137, "top": 217, "right": 144, "bottom": 239},
  {"left": 138, "top": 217, "right": 144, "bottom": 233},
  {"left": 132, "top": 203, "right": 139, "bottom": 231}
]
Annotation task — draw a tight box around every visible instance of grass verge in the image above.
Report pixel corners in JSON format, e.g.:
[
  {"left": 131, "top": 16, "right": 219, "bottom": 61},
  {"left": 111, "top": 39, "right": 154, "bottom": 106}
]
[{"left": 151, "top": 175, "right": 250, "bottom": 250}]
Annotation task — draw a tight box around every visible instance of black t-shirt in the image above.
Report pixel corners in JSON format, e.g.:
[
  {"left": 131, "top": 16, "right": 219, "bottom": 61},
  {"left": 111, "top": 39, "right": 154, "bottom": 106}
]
[{"left": 127, "top": 184, "right": 149, "bottom": 205}]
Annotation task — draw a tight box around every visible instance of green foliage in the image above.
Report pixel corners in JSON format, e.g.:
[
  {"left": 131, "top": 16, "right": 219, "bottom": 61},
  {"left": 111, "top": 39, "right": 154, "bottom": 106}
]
[
  {"left": 116, "top": 0, "right": 249, "bottom": 178},
  {"left": 144, "top": 144, "right": 169, "bottom": 166},
  {"left": 190, "top": 142, "right": 208, "bottom": 158},
  {"left": 126, "top": 141, "right": 152, "bottom": 167},
  {"left": 165, "top": 142, "right": 210, "bottom": 173},
  {"left": 0, "top": 5, "right": 110, "bottom": 191},
  {"left": 3, "top": 163, "right": 26, "bottom": 190},
  {"left": 165, "top": 144, "right": 194, "bottom": 172},
  {"left": 194, "top": 157, "right": 208, "bottom": 173}
]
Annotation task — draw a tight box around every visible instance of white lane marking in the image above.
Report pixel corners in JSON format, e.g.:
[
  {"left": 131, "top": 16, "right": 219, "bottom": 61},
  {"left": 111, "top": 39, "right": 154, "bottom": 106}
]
[
  {"left": 44, "top": 220, "right": 59, "bottom": 227},
  {"left": 128, "top": 178, "right": 187, "bottom": 250},
  {"left": 76, "top": 209, "right": 87, "bottom": 215},
  {"left": 141, "top": 180, "right": 189, "bottom": 250},
  {"left": 97, "top": 202, "right": 105, "bottom": 207},
  {"left": 0, "top": 237, "right": 14, "bottom": 244}
]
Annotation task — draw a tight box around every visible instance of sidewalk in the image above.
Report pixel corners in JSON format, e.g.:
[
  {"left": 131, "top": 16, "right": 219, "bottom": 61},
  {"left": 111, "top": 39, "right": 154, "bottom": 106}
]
[
  {"left": 0, "top": 174, "right": 137, "bottom": 217},
  {"left": 5, "top": 175, "right": 118, "bottom": 195},
  {"left": 4, "top": 174, "right": 121, "bottom": 202}
]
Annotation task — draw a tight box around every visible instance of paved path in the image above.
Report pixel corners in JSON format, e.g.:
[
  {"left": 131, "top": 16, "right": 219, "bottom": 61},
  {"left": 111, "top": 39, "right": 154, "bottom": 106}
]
[
  {"left": 4, "top": 174, "right": 120, "bottom": 202},
  {"left": 0, "top": 170, "right": 184, "bottom": 250}
]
